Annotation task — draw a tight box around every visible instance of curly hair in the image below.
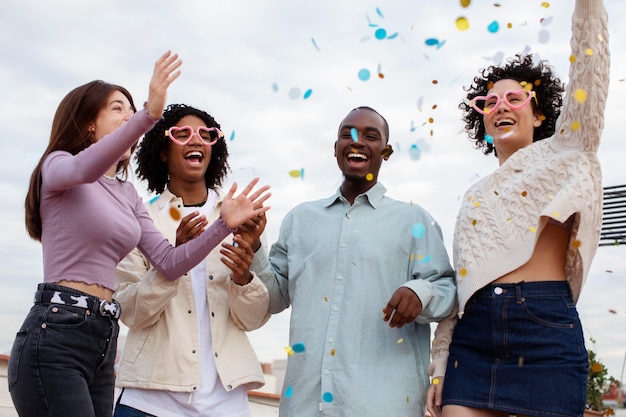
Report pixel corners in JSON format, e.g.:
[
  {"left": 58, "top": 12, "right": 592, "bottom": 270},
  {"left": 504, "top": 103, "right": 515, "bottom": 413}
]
[
  {"left": 460, "top": 54, "right": 564, "bottom": 156},
  {"left": 135, "top": 103, "right": 230, "bottom": 194}
]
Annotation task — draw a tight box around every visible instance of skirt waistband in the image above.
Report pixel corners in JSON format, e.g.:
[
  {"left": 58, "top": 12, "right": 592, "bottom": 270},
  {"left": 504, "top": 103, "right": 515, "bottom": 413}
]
[
  {"left": 474, "top": 281, "right": 571, "bottom": 299},
  {"left": 34, "top": 283, "right": 121, "bottom": 319}
]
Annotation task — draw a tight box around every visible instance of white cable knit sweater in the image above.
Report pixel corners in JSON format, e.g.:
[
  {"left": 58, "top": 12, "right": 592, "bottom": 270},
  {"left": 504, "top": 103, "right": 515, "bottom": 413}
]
[{"left": 430, "top": 0, "right": 610, "bottom": 378}]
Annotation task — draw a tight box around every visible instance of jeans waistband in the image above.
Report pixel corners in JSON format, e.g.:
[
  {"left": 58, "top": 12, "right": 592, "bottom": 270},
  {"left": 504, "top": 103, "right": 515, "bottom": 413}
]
[
  {"left": 34, "top": 283, "right": 121, "bottom": 319},
  {"left": 475, "top": 281, "right": 571, "bottom": 299}
]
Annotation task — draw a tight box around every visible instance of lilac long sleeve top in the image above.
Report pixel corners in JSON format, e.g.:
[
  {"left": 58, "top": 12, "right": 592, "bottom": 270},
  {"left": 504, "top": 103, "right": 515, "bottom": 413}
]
[{"left": 39, "top": 108, "right": 231, "bottom": 291}]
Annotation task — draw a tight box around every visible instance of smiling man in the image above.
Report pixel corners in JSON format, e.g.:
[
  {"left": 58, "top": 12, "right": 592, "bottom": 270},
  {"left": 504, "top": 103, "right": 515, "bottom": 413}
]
[{"left": 248, "top": 106, "right": 456, "bottom": 417}]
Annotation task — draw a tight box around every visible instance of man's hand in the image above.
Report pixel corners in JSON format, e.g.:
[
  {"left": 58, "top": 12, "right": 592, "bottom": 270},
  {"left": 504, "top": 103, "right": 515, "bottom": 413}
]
[
  {"left": 220, "top": 235, "right": 254, "bottom": 285},
  {"left": 382, "top": 287, "right": 422, "bottom": 328}
]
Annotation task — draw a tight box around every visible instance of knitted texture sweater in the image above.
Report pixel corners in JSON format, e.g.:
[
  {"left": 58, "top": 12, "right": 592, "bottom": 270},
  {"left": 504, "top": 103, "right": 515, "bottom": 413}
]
[{"left": 430, "top": 0, "right": 609, "bottom": 378}]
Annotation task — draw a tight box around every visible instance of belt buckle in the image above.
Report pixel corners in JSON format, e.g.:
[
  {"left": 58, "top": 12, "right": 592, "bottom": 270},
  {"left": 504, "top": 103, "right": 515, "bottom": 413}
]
[{"left": 98, "top": 300, "right": 120, "bottom": 319}]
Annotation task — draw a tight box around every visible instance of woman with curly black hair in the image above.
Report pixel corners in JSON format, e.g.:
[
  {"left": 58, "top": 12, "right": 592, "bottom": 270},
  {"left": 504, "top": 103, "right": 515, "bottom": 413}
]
[
  {"left": 427, "top": 0, "right": 610, "bottom": 416},
  {"left": 113, "top": 104, "right": 271, "bottom": 417}
]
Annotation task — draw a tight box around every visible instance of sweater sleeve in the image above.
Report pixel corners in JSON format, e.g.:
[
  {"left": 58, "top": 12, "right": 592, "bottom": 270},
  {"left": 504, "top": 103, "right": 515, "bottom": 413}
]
[
  {"left": 553, "top": 0, "right": 609, "bottom": 153},
  {"left": 428, "top": 305, "right": 458, "bottom": 378},
  {"left": 42, "top": 109, "right": 157, "bottom": 191}
]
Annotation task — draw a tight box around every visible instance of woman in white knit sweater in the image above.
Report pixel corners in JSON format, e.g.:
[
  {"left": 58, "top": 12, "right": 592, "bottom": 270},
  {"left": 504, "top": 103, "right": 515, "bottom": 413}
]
[{"left": 427, "top": 0, "right": 609, "bottom": 416}]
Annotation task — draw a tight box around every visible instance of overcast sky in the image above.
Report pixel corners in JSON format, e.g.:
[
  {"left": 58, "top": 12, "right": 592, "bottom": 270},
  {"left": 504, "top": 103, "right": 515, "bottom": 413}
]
[{"left": 1, "top": 0, "right": 625, "bottom": 380}]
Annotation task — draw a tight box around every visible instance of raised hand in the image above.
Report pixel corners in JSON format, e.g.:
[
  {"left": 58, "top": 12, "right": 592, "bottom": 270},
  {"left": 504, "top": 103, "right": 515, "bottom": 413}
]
[
  {"left": 236, "top": 212, "right": 266, "bottom": 252},
  {"left": 146, "top": 51, "right": 182, "bottom": 120},
  {"left": 219, "top": 178, "right": 271, "bottom": 230}
]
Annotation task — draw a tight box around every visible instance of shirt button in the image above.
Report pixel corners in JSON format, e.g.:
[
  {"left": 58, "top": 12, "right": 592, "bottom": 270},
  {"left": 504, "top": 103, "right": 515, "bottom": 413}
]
[
  {"left": 328, "top": 338, "right": 334, "bottom": 343},
  {"left": 346, "top": 213, "right": 351, "bottom": 219},
  {"left": 494, "top": 287, "right": 503, "bottom": 295},
  {"left": 324, "top": 369, "right": 330, "bottom": 375},
  {"left": 332, "top": 305, "right": 339, "bottom": 311},
  {"left": 340, "top": 243, "right": 347, "bottom": 248}
]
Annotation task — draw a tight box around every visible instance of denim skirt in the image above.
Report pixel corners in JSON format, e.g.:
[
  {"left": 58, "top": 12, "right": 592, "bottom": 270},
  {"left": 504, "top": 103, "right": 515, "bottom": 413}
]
[{"left": 441, "top": 281, "right": 588, "bottom": 417}]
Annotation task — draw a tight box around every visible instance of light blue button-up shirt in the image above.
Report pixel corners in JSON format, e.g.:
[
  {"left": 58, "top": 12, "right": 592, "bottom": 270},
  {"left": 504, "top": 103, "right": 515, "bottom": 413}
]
[{"left": 252, "top": 182, "right": 455, "bottom": 417}]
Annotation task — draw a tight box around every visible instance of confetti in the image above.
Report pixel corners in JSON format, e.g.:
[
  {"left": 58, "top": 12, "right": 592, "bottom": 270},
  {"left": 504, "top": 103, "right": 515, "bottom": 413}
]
[
  {"left": 541, "top": 2, "right": 550, "bottom": 7},
  {"left": 375, "top": 28, "right": 387, "bottom": 40},
  {"left": 330, "top": 348, "right": 336, "bottom": 356},
  {"left": 288, "top": 87, "right": 301, "bottom": 100},
  {"left": 397, "top": 338, "right": 404, "bottom": 344},
  {"left": 284, "top": 346, "right": 294, "bottom": 356},
  {"left": 285, "top": 386, "right": 293, "bottom": 398},
  {"left": 571, "top": 120, "right": 581, "bottom": 131},
  {"left": 289, "top": 168, "right": 304, "bottom": 179},
  {"left": 409, "top": 144, "right": 421, "bottom": 161},
  {"left": 573, "top": 88, "right": 587, "bottom": 103},
  {"left": 487, "top": 21, "right": 499, "bottom": 33},
  {"left": 303, "top": 89, "right": 313, "bottom": 99},
  {"left": 366, "top": 173, "right": 374, "bottom": 181},
  {"left": 572, "top": 239, "right": 582, "bottom": 248},
  {"left": 412, "top": 223, "right": 426, "bottom": 239},
  {"left": 377, "top": 63, "right": 384, "bottom": 78},
  {"left": 350, "top": 127, "right": 358, "bottom": 141},
  {"left": 521, "top": 191, "right": 528, "bottom": 197},
  {"left": 292, "top": 342, "right": 306, "bottom": 353},
  {"left": 529, "top": 227, "right": 537, "bottom": 233},
  {"left": 311, "top": 37, "right": 320, "bottom": 51},
  {"left": 609, "top": 309, "right": 617, "bottom": 314},
  {"left": 518, "top": 356, "right": 525, "bottom": 367},
  {"left": 376, "top": 7, "right": 384, "bottom": 18},
  {"left": 433, "top": 377, "right": 440, "bottom": 385},
  {"left": 358, "top": 68, "right": 371, "bottom": 81},
  {"left": 456, "top": 17, "right": 469, "bottom": 31},
  {"left": 322, "top": 392, "right": 334, "bottom": 403},
  {"left": 485, "top": 134, "right": 494, "bottom": 144},
  {"left": 459, "top": 268, "right": 467, "bottom": 277},
  {"left": 169, "top": 205, "right": 181, "bottom": 221},
  {"left": 271, "top": 82, "right": 279, "bottom": 92},
  {"left": 229, "top": 131, "right": 235, "bottom": 141},
  {"left": 460, "top": 0, "right": 470, "bottom": 7}
]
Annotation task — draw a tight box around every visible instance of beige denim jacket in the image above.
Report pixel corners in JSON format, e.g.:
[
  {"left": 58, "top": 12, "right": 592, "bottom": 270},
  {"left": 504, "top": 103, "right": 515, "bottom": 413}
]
[{"left": 114, "top": 187, "right": 270, "bottom": 392}]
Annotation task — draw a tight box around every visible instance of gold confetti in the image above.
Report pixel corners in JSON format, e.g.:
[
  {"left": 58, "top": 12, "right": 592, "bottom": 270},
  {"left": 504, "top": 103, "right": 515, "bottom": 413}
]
[
  {"left": 324, "top": 296, "right": 328, "bottom": 302},
  {"left": 428, "top": 117, "right": 434, "bottom": 123},
  {"left": 569, "top": 55, "right": 576, "bottom": 63},
  {"left": 547, "top": 194, "right": 554, "bottom": 200},
  {"left": 518, "top": 356, "right": 525, "bottom": 366},
  {"left": 456, "top": 17, "right": 470, "bottom": 31},
  {"left": 284, "top": 346, "right": 294, "bottom": 356},
  {"left": 432, "top": 79, "right": 439, "bottom": 85},
  {"left": 507, "top": 22, "right": 512, "bottom": 29},
  {"left": 471, "top": 219, "right": 477, "bottom": 226},
  {"left": 460, "top": 0, "right": 470, "bottom": 7},
  {"left": 585, "top": 48, "right": 594, "bottom": 56},
  {"left": 459, "top": 268, "right": 467, "bottom": 277},
  {"left": 432, "top": 378, "right": 440, "bottom": 385},
  {"left": 330, "top": 348, "right": 336, "bottom": 356},
  {"left": 529, "top": 227, "right": 537, "bottom": 233},
  {"left": 474, "top": 201, "right": 481, "bottom": 207},
  {"left": 397, "top": 338, "right": 404, "bottom": 344},
  {"left": 410, "top": 253, "right": 415, "bottom": 261},
  {"left": 541, "top": 2, "right": 550, "bottom": 8},
  {"left": 574, "top": 88, "right": 587, "bottom": 103},
  {"left": 521, "top": 191, "right": 528, "bottom": 197},
  {"left": 169, "top": 206, "right": 182, "bottom": 221},
  {"left": 572, "top": 239, "right": 582, "bottom": 248},
  {"left": 454, "top": 360, "right": 459, "bottom": 368},
  {"left": 571, "top": 120, "right": 581, "bottom": 131},
  {"left": 366, "top": 173, "right": 374, "bottom": 181},
  {"left": 552, "top": 211, "right": 560, "bottom": 218},
  {"left": 406, "top": 397, "right": 410, "bottom": 403}
]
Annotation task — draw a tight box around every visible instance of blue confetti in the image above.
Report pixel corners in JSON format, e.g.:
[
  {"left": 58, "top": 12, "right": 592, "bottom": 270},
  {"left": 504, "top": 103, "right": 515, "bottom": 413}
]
[
  {"left": 484, "top": 134, "right": 494, "bottom": 144},
  {"left": 412, "top": 223, "right": 426, "bottom": 239},
  {"left": 375, "top": 7, "right": 384, "bottom": 18},
  {"left": 285, "top": 386, "right": 293, "bottom": 398},
  {"left": 374, "top": 28, "right": 387, "bottom": 40},
  {"left": 311, "top": 37, "right": 320, "bottom": 51},
  {"left": 148, "top": 195, "right": 160, "bottom": 205},
  {"left": 350, "top": 128, "right": 358, "bottom": 141},
  {"left": 358, "top": 68, "right": 371, "bottom": 81},
  {"left": 322, "top": 392, "right": 334, "bottom": 403},
  {"left": 229, "top": 131, "right": 235, "bottom": 141},
  {"left": 303, "top": 89, "right": 313, "bottom": 99},
  {"left": 409, "top": 144, "right": 421, "bottom": 161},
  {"left": 292, "top": 342, "right": 306, "bottom": 353},
  {"left": 487, "top": 21, "right": 499, "bottom": 33}
]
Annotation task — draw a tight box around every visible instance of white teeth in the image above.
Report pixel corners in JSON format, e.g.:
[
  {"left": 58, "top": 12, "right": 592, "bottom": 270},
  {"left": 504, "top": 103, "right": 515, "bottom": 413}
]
[
  {"left": 495, "top": 118, "right": 515, "bottom": 127},
  {"left": 185, "top": 151, "right": 203, "bottom": 158},
  {"left": 348, "top": 152, "right": 367, "bottom": 160}
]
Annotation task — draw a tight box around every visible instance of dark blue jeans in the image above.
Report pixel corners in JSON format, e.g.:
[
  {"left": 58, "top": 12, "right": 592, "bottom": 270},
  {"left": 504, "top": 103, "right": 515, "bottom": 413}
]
[
  {"left": 8, "top": 284, "right": 120, "bottom": 417},
  {"left": 113, "top": 402, "right": 157, "bottom": 417}
]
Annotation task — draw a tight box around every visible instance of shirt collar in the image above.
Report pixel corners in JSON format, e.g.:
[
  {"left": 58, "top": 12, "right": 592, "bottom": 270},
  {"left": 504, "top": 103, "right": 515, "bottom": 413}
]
[{"left": 323, "top": 182, "right": 387, "bottom": 209}]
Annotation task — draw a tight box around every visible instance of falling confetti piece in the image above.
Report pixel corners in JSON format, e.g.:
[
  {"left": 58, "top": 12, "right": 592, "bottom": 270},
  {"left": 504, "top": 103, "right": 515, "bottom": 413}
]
[
  {"left": 459, "top": 268, "right": 467, "bottom": 277},
  {"left": 229, "top": 131, "right": 235, "bottom": 141},
  {"left": 487, "top": 21, "right": 499, "bottom": 33},
  {"left": 169, "top": 205, "right": 181, "bottom": 221},
  {"left": 585, "top": 48, "right": 594, "bottom": 56},
  {"left": 397, "top": 338, "right": 404, "bottom": 344},
  {"left": 425, "top": 38, "right": 446, "bottom": 49},
  {"left": 288, "top": 87, "right": 301, "bottom": 100},
  {"left": 573, "top": 88, "right": 587, "bottom": 103},
  {"left": 292, "top": 342, "right": 306, "bottom": 353},
  {"left": 521, "top": 191, "right": 528, "bottom": 197},
  {"left": 529, "top": 227, "right": 537, "bottom": 233},
  {"left": 412, "top": 223, "right": 426, "bottom": 239},
  {"left": 330, "top": 348, "right": 335, "bottom": 356},
  {"left": 366, "top": 173, "right": 374, "bottom": 181},
  {"left": 148, "top": 195, "right": 160, "bottom": 204},
  {"left": 433, "top": 378, "right": 440, "bottom": 385},
  {"left": 518, "top": 356, "right": 525, "bottom": 367},
  {"left": 456, "top": 17, "right": 469, "bottom": 31},
  {"left": 358, "top": 68, "right": 371, "bottom": 81},
  {"left": 472, "top": 219, "right": 477, "bottom": 226},
  {"left": 303, "top": 89, "right": 313, "bottom": 99},
  {"left": 571, "top": 120, "right": 581, "bottom": 131},
  {"left": 572, "top": 239, "right": 581, "bottom": 248},
  {"left": 285, "top": 386, "right": 293, "bottom": 398},
  {"left": 284, "top": 346, "right": 294, "bottom": 356},
  {"left": 350, "top": 127, "right": 358, "bottom": 141},
  {"left": 376, "top": 7, "right": 384, "bottom": 18},
  {"left": 322, "top": 392, "right": 334, "bottom": 403},
  {"left": 606, "top": 270, "right": 613, "bottom": 273},
  {"left": 432, "top": 79, "right": 438, "bottom": 85},
  {"left": 375, "top": 28, "right": 387, "bottom": 40},
  {"left": 485, "top": 134, "right": 494, "bottom": 144},
  {"left": 419, "top": 256, "right": 432, "bottom": 263},
  {"left": 460, "top": 0, "right": 471, "bottom": 7},
  {"left": 409, "top": 144, "right": 421, "bottom": 161},
  {"left": 552, "top": 211, "right": 560, "bottom": 218},
  {"left": 473, "top": 201, "right": 481, "bottom": 207},
  {"left": 311, "top": 37, "right": 320, "bottom": 51},
  {"left": 609, "top": 309, "right": 617, "bottom": 314},
  {"left": 386, "top": 32, "right": 399, "bottom": 40},
  {"left": 289, "top": 168, "right": 304, "bottom": 179},
  {"left": 541, "top": 2, "right": 550, "bottom": 7}
]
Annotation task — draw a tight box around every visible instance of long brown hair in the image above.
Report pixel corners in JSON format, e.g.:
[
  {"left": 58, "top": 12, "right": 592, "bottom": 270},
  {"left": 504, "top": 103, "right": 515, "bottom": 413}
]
[{"left": 25, "top": 80, "right": 135, "bottom": 241}]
